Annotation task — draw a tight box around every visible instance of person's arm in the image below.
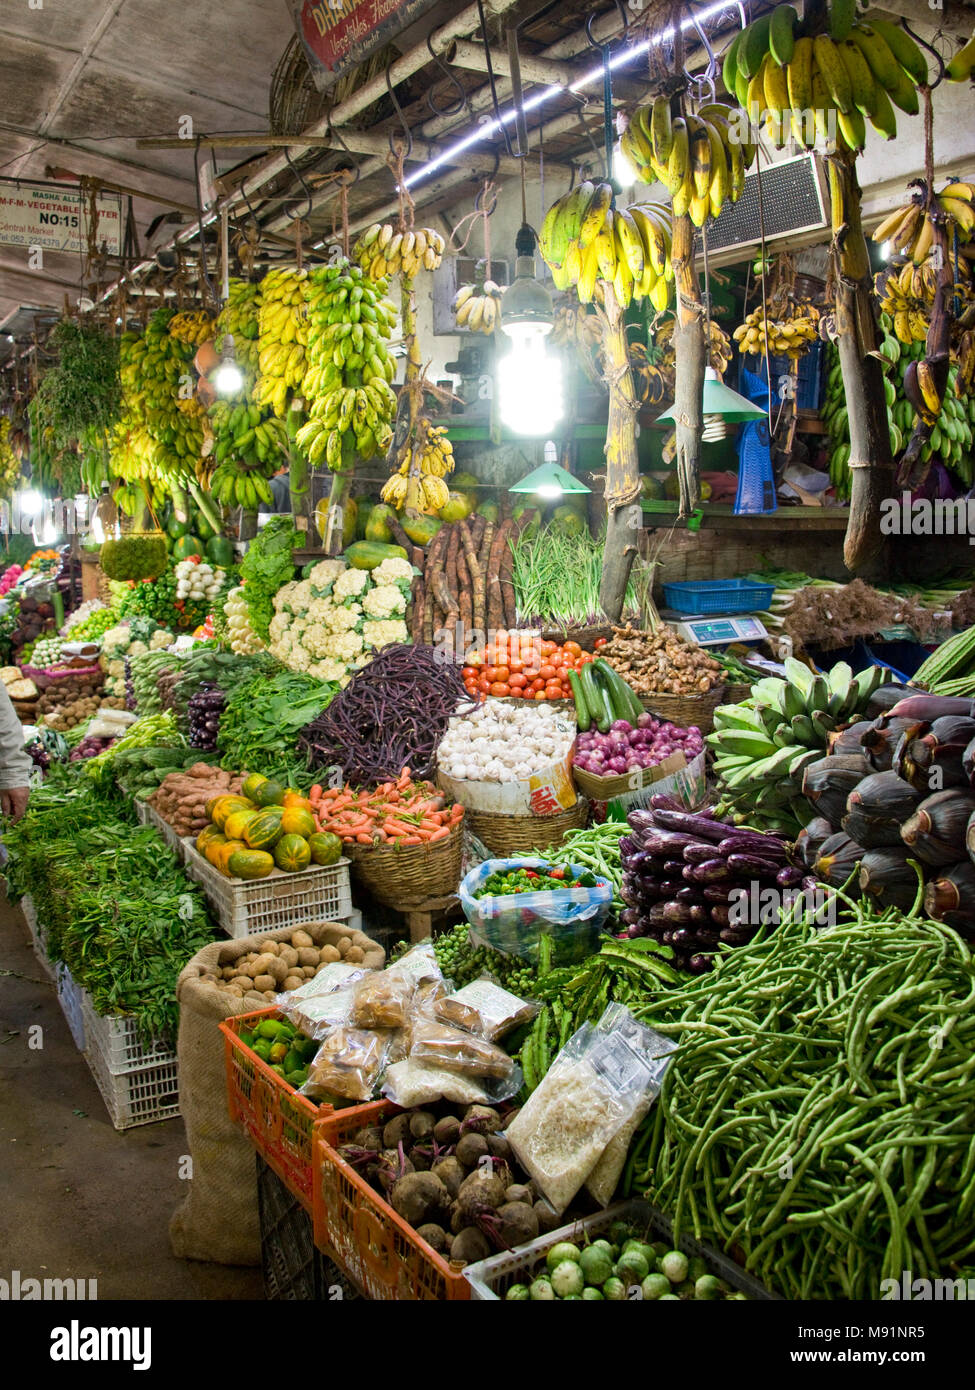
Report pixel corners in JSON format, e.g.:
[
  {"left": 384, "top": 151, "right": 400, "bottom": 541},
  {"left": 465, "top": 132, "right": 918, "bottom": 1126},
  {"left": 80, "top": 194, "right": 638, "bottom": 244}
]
[{"left": 0, "top": 684, "right": 32, "bottom": 822}]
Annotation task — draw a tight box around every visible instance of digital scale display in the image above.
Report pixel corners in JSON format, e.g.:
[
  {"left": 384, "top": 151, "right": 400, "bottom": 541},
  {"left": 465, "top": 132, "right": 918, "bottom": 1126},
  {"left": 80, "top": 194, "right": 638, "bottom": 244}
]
[{"left": 669, "top": 615, "right": 769, "bottom": 647}]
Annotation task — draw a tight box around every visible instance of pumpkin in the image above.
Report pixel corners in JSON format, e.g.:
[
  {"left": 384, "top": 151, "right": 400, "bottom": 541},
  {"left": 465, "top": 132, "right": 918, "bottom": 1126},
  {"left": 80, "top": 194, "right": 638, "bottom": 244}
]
[
  {"left": 279, "top": 806, "right": 316, "bottom": 839},
  {"left": 203, "top": 833, "right": 228, "bottom": 867},
  {"left": 244, "top": 808, "right": 284, "bottom": 851},
  {"left": 206, "top": 794, "right": 252, "bottom": 829},
  {"left": 241, "top": 772, "right": 268, "bottom": 802},
  {"left": 281, "top": 792, "right": 314, "bottom": 813},
  {"left": 308, "top": 831, "right": 342, "bottom": 866},
  {"left": 252, "top": 778, "right": 287, "bottom": 808},
  {"left": 195, "top": 824, "right": 223, "bottom": 855},
  {"left": 213, "top": 838, "right": 248, "bottom": 875},
  {"left": 274, "top": 833, "right": 312, "bottom": 873},
  {"left": 224, "top": 807, "right": 260, "bottom": 841},
  {"left": 228, "top": 849, "right": 275, "bottom": 880}
]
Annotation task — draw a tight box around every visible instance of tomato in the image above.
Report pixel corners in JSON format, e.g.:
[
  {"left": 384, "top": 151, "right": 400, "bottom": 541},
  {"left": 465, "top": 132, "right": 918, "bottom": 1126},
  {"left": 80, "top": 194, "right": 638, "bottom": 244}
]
[
  {"left": 528, "top": 678, "right": 545, "bottom": 693},
  {"left": 563, "top": 640, "right": 582, "bottom": 658},
  {"left": 538, "top": 664, "right": 557, "bottom": 681},
  {"left": 578, "top": 650, "right": 595, "bottom": 664},
  {"left": 462, "top": 666, "right": 477, "bottom": 681},
  {"left": 507, "top": 657, "right": 524, "bottom": 672},
  {"left": 523, "top": 666, "right": 541, "bottom": 681},
  {"left": 508, "top": 673, "right": 527, "bottom": 689},
  {"left": 477, "top": 676, "right": 491, "bottom": 693},
  {"left": 489, "top": 682, "right": 510, "bottom": 697},
  {"left": 534, "top": 689, "right": 550, "bottom": 700},
  {"left": 540, "top": 640, "right": 557, "bottom": 657},
  {"left": 593, "top": 637, "right": 608, "bottom": 649},
  {"left": 492, "top": 666, "right": 510, "bottom": 682},
  {"left": 483, "top": 666, "right": 498, "bottom": 683},
  {"left": 544, "top": 683, "right": 563, "bottom": 700}
]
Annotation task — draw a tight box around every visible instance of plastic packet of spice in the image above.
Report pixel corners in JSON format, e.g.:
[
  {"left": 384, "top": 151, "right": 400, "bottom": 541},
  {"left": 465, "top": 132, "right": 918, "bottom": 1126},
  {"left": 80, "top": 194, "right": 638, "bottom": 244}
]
[
  {"left": 283, "top": 985, "right": 359, "bottom": 1040},
  {"left": 381, "top": 1058, "right": 492, "bottom": 1108},
  {"left": 386, "top": 940, "right": 444, "bottom": 987},
  {"left": 299, "top": 1027, "right": 391, "bottom": 1103},
  {"left": 349, "top": 970, "right": 416, "bottom": 1030},
  {"left": 410, "top": 1014, "right": 516, "bottom": 1080},
  {"left": 433, "top": 977, "right": 540, "bottom": 1041}
]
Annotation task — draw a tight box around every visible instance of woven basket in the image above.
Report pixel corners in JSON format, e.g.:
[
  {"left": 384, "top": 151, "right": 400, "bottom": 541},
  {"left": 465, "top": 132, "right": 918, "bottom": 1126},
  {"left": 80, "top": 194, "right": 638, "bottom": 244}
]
[
  {"left": 539, "top": 624, "right": 615, "bottom": 651},
  {"left": 639, "top": 684, "right": 726, "bottom": 733},
  {"left": 466, "top": 798, "right": 589, "bottom": 856},
  {"left": 349, "top": 821, "right": 464, "bottom": 909},
  {"left": 724, "top": 681, "right": 752, "bottom": 705}
]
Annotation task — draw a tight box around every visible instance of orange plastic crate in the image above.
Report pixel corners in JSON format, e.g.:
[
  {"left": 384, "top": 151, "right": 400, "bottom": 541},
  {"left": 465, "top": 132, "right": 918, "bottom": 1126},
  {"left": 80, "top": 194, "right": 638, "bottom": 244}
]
[
  {"left": 220, "top": 1007, "right": 329, "bottom": 1213},
  {"left": 312, "top": 1100, "right": 472, "bottom": 1301}
]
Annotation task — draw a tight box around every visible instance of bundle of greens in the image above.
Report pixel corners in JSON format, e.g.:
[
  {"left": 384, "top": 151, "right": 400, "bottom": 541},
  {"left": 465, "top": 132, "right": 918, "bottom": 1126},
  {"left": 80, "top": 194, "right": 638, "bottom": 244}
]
[
  {"left": 217, "top": 663, "right": 336, "bottom": 785},
  {"left": 239, "top": 516, "right": 300, "bottom": 642},
  {"left": 33, "top": 318, "right": 121, "bottom": 451}
]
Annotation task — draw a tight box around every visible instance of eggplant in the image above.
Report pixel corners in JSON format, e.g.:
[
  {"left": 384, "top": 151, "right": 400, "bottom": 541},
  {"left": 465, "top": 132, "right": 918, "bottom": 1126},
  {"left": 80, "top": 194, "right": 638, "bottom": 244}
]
[
  {"left": 687, "top": 954, "right": 714, "bottom": 974},
  {"left": 776, "top": 865, "right": 805, "bottom": 887},
  {"left": 675, "top": 885, "right": 706, "bottom": 903},
  {"left": 694, "top": 927, "right": 722, "bottom": 947},
  {"left": 632, "top": 827, "right": 703, "bottom": 857},
  {"left": 965, "top": 736, "right": 975, "bottom": 789},
  {"left": 659, "top": 901, "right": 696, "bottom": 926},
  {"left": 727, "top": 853, "right": 787, "bottom": 878},
  {"left": 702, "top": 884, "right": 732, "bottom": 903},
  {"left": 649, "top": 808, "right": 736, "bottom": 842},
  {"left": 814, "top": 832, "right": 865, "bottom": 892},
  {"left": 657, "top": 879, "right": 684, "bottom": 897},
  {"left": 620, "top": 908, "right": 640, "bottom": 927},
  {"left": 718, "top": 926, "right": 755, "bottom": 945},
  {"left": 924, "top": 862, "right": 975, "bottom": 934},
  {"left": 828, "top": 720, "right": 875, "bottom": 757},
  {"left": 648, "top": 793, "right": 684, "bottom": 813},
  {"left": 683, "top": 860, "right": 733, "bottom": 884},
  {"left": 662, "top": 859, "right": 686, "bottom": 875},
  {"left": 623, "top": 849, "right": 649, "bottom": 872},
  {"left": 619, "top": 835, "right": 639, "bottom": 856},
  {"left": 715, "top": 832, "right": 788, "bottom": 860},
  {"left": 842, "top": 771, "right": 923, "bottom": 848},
  {"left": 669, "top": 927, "right": 698, "bottom": 947},
  {"left": 795, "top": 816, "right": 837, "bottom": 868},
  {"left": 710, "top": 903, "right": 731, "bottom": 928},
  {"left": 802, "top": 754, "right": 872, "bottom": 822},
  {"left": 688, "top": 904, "right": 710, "bottom": 925},
  {"left": 901, "top": 790, "right": 975, "bottom": 866},
  {"left": 858, "top": 847, "right": 922, "bottom": 912},
  {"left": 683, "top": 843, "right": 718, "bottom": 865}
]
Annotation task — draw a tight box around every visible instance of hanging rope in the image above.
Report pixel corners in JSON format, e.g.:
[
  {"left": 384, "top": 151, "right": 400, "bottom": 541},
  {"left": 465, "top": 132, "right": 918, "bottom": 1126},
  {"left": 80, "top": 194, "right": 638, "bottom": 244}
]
[{"left": 386, "top": 143, "right": 415, "bottom": 231}]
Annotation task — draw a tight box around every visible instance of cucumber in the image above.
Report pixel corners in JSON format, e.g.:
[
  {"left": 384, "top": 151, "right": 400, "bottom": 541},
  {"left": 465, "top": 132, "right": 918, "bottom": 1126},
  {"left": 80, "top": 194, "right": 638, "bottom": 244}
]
[
  {"left": 568, "top": 669, "right": 590, "bottom": 730},
  {"left": 579, "top": 663, "right": 607, "bottom": 728},
  {"left": 594, "top": 658, "right": 643, "bottom": 724},
  {"left": 591, "top": 667, "right": 616, "bottom": 733}
]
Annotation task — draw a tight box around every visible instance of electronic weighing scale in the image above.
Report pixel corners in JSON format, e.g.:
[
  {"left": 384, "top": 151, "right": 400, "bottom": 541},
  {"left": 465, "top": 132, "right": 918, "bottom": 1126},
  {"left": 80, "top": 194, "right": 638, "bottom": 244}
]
[{"left": 661, "top": 612, "right": 770, "bottom": 649}]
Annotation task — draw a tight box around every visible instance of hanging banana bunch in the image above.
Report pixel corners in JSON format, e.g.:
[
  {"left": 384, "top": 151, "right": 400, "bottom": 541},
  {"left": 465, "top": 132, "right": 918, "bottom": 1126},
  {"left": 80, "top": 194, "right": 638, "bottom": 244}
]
[
  {"left": 537, "top": 181, "right": 674, "bottom": 311},
  {"left": 621, "top": 97, "right": 755, "bottom": 225},
  {"left": 0, "top": 417, "right": 21, "bottom": 504},
  {"left": 946, "top": 28, "right": 975, "bottom": 83},
  {"left": 874, "top": 261, "right": 943, "bottom": 344},
  {"left": 626, "top": 342, "right": 671, "bottom": 407},
  {"left": 352, "top": 224, "right": 446, "bottom": 282},
  {"left": 294, "top": 263, "right": 398, "bottom": 470},
  {"left": 112, "top": 309, "right": 202, "bottom": 497},
  {"left": 872, "top": 180, "right": 975, "bottom": 262},
  {"left": 654, "top": 317, "right": 733, "bottom": 381},
  {"left": 380, "top": 415, "right": 454, "bottom": 512},
  {"left": 215, "top": 280, "right": 262, "bottom": 375},
  {"left": 453, "top": 278, "right": 503, "bottom": 334},
  {"left": 168, "top": 309, "right": 215, "bottom": 347},
  {"left": 722, "top": 2, "right": 929, "bottom": 153},
  {"left": 254, "top": 267, "right": 309, "bottom": 417},
  {"left": 733, "top": 303, "right": 820, "bottom": 358}
]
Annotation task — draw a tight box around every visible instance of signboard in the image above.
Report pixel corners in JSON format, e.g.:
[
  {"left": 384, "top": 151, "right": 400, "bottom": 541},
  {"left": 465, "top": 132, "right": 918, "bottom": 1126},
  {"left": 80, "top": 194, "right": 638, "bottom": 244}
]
[
  {"left": 289, "top": 0, "right": 441, "bottom": 90},
  {"left": 0, "top": 178, "right": 123, "bottom": 256}
]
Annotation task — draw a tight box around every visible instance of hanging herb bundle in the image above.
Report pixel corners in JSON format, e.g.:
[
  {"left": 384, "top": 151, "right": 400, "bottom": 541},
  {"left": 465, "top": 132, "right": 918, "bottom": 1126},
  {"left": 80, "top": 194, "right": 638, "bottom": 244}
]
[{"left": 34, "top": 318, "right": 122, "bottom": 452}]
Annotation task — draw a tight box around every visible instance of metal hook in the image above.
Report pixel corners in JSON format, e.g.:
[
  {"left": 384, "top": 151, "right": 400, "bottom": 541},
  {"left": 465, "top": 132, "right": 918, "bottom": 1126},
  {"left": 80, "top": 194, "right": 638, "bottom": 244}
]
[
  {"left": 324, "top": 114, "right": 362, "bottom": 187},
  {"left": 426, "top": 34, "right": 468, "bottom": 119},
  {"left": 899, "top": 17, "right": 947, "bottom": 90},
  {"left": 685, "top": 0, "right": 718, "bottom": 81},
  {"left": 384, "top": 54, "right": 414, "bottom": 159},
  {"left": 476, "top": 0, "right": 514, "bottom": 159},
  {"left": 282, "top": 149, "right": 313, "bottom": 221}
]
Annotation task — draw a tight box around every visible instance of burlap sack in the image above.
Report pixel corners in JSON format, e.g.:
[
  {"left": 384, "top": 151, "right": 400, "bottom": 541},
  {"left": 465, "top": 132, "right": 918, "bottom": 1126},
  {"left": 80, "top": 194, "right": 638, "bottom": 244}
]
[{"left": 168, "top": 920, "right": 384, "bottom": 1265}]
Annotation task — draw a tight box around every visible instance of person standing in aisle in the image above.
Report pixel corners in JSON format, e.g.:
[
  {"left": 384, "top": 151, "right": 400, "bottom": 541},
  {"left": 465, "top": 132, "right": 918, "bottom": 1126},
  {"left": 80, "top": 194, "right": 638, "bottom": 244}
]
[
  {"left": 0, "top": 682, "right": 30, "bottom": 828},
  {"left": 258, "top": 464, "right": 291, "bottom": 514}
]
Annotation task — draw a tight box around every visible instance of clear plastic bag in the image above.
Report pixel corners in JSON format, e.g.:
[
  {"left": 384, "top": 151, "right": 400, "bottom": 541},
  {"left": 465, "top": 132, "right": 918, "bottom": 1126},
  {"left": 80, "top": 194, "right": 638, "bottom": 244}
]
[
  {"left": 410, "top": 1014, "right": 515, "bottom": 1080},
  {"left": 381, "top": 1059, "right": 492, "bottom": 1108},
  {"left": 283, "top": 985, "right": 358, "bottom": 1040},
  {"left": 386, "top": 940, "right": 443, "bottom": 987},
  {"left": 279, "top": 962, "right": 372, "bottom": 1005},
  {"left": 460, "top": 858, "right": 613, "bottom": 965},
  {"left": 506, "top": 1005, "right": 675, "bottom": 1215},
  {"left": 299, "top": 1027, "right": 391, "bottom": 1103},
  {"left": 349, "top": 971, "right": 416, "bottom": 1030},
  {"left": 434, "top": 977, "right": 539, "bottom": 1042}
]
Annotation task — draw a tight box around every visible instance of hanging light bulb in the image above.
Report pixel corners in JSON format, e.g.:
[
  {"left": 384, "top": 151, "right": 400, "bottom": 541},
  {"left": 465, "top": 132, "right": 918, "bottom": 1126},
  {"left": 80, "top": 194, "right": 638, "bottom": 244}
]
[
  {"left": 508, "top": 440, "right": 591, "bottom": 498},
  {"left": 614, "top": 140, "right": 636, "bottom": 189},
  {"left": 213, "top": 334, "right": 244, "bottom": 396},
  {"left": 91, "top": 486, "right": 118, "bottom": 545},
  {"left": 498, "top": 225, "right": 563, "bottom": 437}
]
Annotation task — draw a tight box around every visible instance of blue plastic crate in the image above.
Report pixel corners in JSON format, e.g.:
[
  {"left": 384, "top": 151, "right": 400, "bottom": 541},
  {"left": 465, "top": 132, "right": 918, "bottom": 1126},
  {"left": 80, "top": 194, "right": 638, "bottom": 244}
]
[
  {"left": 742, "top": 342, "right": 823, "bottom": 411},
  {"left": 663, "top": 579, "right": 775, "bottom": 615}
]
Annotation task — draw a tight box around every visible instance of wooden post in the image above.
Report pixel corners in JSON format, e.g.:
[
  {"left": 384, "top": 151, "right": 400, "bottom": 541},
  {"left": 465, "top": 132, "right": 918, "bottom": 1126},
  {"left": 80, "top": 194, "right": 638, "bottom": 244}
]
[
  {"left": 671, "top": 212, "right": 706, "bottom": 517},
  {"left": 828, "top": 152, "right": 894, "bottom": 572},
  {"left": 598, "top": 283, "right": 643, "bottom": 621}
]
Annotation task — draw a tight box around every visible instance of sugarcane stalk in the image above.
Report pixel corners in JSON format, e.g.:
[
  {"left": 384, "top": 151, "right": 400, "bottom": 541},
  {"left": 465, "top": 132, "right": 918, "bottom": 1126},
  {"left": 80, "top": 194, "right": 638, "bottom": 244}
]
[{"left": 598, "top": 283, "right": 642, "bottom": 622}]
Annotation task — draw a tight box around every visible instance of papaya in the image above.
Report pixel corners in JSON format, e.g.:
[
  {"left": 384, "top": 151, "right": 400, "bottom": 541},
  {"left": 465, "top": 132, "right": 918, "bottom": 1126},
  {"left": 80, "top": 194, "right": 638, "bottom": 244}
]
[
  {"left": 364, "top": 503, "right": 398, "bottom": 543},
  {"left": 344, "top": 540, "right": 408, "bottom": 571},
  {"left": 244, "top": 809, "right": 284, "bottom": 850},
  {"left": 206, "top": 534, "right": 234, "bottom": 567},
  {"left": 195, "top": 824, "right": 224, "bottom": 855},
  {"left": 223, "top": 807, "right": 260, "bottom": 841},
  {"left": 476, "top": 499, "right": 500, "bottom": 523},
  {"left": 279, "top": 806, "right": 316, "bottom": 838},
  {"left": 343, "top": 497, "right": 358, "bottom": 547},
  {"left": 213, "top": 839, "right": 248, "bottom": 875},
  {"left": 241, "top": 773, "right": 268, "bottom": 802},
  {"left": 355, "top": 499, "right": 374, "bottom": 539},
  {"left": 228, "top": 849, "right": 276, "bottom": 880},
  {"left": 251, "top": 778, "right": 286, "bottom": 807},
  {"left": 173, "top": 535, "right": 204, "bottom": 561},
  {"left": 399, "top": 512, "right": 441, "bottom": 546},
  {"left": 207, "top": 794, "right": 252, "bottom": 829},
  {"left": 167, "top": 514, "right": 189, "bottom": 540},
  {"left": 552, "top": 505, "right": 585, "bottom": 537},
  {"left": 438, "top": 490, "right": 476, "bottom": 523},
  {"left": 281, "top": 792, "right": 314, "bottom": 813},
  {"left": 203, "top": 832, "right": 228, "bottom": 866},
  {"left": 451, "top": 471, "right": 480, "bottom": 489}
]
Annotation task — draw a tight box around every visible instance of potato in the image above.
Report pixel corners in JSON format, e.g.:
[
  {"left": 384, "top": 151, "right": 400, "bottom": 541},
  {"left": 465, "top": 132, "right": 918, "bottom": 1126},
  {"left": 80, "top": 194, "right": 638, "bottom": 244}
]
[
  {"left": 262, "top": 990, "right": 276, "bottom": 1001},
  {"left": 244, "top": 992, "right": 266, "bottom": 1007},
  {"left": 252, "top": 973, "right": 275, "bottom": 992},
  {"left": 225, "top": 986, "right": 243, "bottom": 999},
  {"left": 251, "top": 953, "right": 276, "bottom": 976},
  {"left": 336, "top": 937, "right": 352, "bottom": 956},
  {"left": 278, "top": 944, "right": 299, "bottom": 969},
  {"left": 319, "top": 944, "right": 341, "bottom": 964},
  {"left": 301, "top": 966, "right": 316, "bottom": 978},
  {"left": 344, "top": 945, "right": 365, "bottom": 963},
  {"left": 282, "top": 974, "right": 304, "bottom": 992},
  {"left": 231, "top": 975, "right": 253, "bottom": 992},
  {"left": 221, "top": 966, "right": 236, "bottom": 980},
  {"left": 260, "top": 939, "right": 280, "bottom": 955},
  {"left": 291, "top": 929, "right": 314, "bottom": 948},
  {"left": 296, "top": 947, "right": 319, "bottom": 967},
  {"left": 267, "top": 957, "right": 289, "bottom": 985}
]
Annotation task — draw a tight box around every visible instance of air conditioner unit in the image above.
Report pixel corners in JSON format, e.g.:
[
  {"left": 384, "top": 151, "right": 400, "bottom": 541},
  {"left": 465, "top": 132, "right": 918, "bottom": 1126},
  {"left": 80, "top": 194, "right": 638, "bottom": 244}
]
[
  {"left": 700, "top": 153, "right": 830, "bottom": 265},
  {"left": 433, "top": 255, "right": 510, "bottom": 335}
]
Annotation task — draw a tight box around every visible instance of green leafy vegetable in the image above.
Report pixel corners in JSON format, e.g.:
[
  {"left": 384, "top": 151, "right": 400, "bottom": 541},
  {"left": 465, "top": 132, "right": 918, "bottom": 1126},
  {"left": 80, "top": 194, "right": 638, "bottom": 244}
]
[{"left": 239, "top": 516, "right": 300, "bottom": 642}]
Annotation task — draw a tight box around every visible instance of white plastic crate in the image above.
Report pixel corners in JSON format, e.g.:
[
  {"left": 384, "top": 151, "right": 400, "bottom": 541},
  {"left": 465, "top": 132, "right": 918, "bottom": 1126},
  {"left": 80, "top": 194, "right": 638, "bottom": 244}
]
[
  {"left": 462, "top": 1198, "right": 776, "bottom": 1300},
  {"left": 84, "top": 1036, "right": 180, "bottom": 1130},
  {"left": 81, "top": 994, "right": 176, "bottom": 1075},
  {"left": 21, "top": 895, "right": 55, "bottom": 980},
  {"left": 56, "top": 963, "right": 86, "bottom": 1051},
  {"left": 181, "top": 840, "right": 354, "bottom": 939}
]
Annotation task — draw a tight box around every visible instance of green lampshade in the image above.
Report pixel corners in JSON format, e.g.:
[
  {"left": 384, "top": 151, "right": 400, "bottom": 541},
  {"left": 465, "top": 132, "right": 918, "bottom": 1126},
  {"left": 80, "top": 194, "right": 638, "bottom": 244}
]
[
  {"left": 657, "top": 367, "right": 767, "bottom": 424},
  {"left": 508, "top": 462, "right": 591, "bottom": 496}
]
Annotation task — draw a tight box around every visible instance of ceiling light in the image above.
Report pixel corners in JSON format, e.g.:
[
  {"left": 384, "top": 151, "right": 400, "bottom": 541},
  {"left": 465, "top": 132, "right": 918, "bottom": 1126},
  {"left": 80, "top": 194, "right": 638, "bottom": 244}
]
[
  {"left": 498, "top": 226, "right": 563, "bottom": 436},
  {"left": 509, "top": 446, "right": 590, "bottom": 497},
  {"left": 657, "top": 366, "right": 767, "bottom": 426},
  {"left": 213, "top": 335, "right": 244, "bottom": 396}
]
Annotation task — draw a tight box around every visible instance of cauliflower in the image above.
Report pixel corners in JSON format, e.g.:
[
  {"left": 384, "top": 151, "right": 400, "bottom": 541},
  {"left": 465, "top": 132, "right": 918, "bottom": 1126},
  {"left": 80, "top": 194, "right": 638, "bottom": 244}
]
[
  {"left": 288, "top": 579, "right": 314, "bottom": 613},
  {"left": 362, "top": 583, "right": 406, "bottom": 619},
  {"left": 273, "top": 583, "right": 296, "bottom": 613},
  {"left": 269, "top": 613, "right": 289, "bottom": 641},
  {"left": 309, "top": 658, "right": 346, "bottom": 683},
  {"left": 372, "top": 557, "right": 414, "bottom": 587},
  {"left": 285, "top": 644, "right": 312, "bottom": 672},
  {"left": 362, "top": 619, "right": 409, "bottom": 651},
  {"left": 333, "top": 567, "right": 369, "bottom": 601},
  {"left": 308, "top": 559, "right": 346, "bottom": 593},
  {"left": 107, "top": 659, "right": 126, "bottom": 678},
  {"left": 300, "top": 623, "right": 332, "bottom": 658},
  {"left": 323, "top": 631, "right": 364, "bottom": 662},
  {"left": 127, "top": 641, "right": 149, "bottom": 658},
  {"left": 308, "top": 597, "right": 335, "bottom": 624},
  {"left": 325, "top": 603, "right": 362, "bottom": 634},
  {"left": 150, "top": 629, "right": 173, "bottom": 650}
]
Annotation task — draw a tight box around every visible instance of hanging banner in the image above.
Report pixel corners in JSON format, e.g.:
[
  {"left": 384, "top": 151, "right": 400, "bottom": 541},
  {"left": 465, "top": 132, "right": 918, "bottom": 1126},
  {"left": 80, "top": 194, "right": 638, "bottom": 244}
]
[
  {"left": 289, "top": 0, "right": 441, "bottom": 90},
  {"left": 0, "top": 178, "right": 123, "bottom": 256}
]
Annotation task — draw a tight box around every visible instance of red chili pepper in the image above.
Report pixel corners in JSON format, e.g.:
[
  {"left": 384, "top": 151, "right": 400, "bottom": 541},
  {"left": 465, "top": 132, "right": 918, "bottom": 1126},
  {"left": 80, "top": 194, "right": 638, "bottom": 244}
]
[
  {"left": 548, "top": 867, "right": 566, "bottom": 880},
  {"left": 524, "top": 869, "right": 539, "bottom": 879}
]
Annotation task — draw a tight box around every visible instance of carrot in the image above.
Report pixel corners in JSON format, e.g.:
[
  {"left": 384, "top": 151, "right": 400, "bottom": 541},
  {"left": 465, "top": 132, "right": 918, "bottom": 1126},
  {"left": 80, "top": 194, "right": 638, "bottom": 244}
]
[
  {"left": 428, "top": 826, "right": 450, "bottom": 843},
  {"left": 397, "top": 836, "right": 423, "bottom": 846},
  {"left": 310, "top": 784, "right": 323, "bottom": 802},
  {"left": 384, "top": 819, "right": 423, "bottom": 837},
  {"left": 355, "top": 832, "right": 376, "bottom": 844},
  {"left": 418, "top": 818, "right": 442, "bottom": 831},
  {"left": 449, "top": 803, "right": 465, "bottom": 821}
]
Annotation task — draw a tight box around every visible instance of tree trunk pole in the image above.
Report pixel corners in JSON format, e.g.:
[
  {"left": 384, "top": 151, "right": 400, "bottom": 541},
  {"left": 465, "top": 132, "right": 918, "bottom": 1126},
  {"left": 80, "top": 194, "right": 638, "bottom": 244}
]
[
  {"left": 598, "top": 284, "right": 642, "bottom": 621},
  {"left": 828, "top": 151, "right": 895, "bottom": 571},
  {"left": 671, "top": 212, "right": 706, "bottom": 517}
]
